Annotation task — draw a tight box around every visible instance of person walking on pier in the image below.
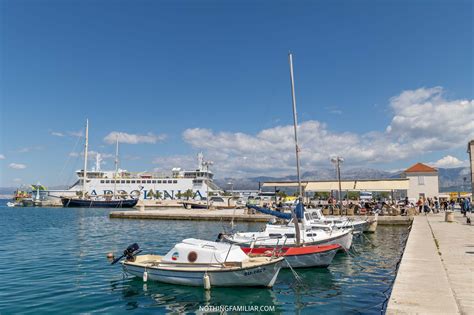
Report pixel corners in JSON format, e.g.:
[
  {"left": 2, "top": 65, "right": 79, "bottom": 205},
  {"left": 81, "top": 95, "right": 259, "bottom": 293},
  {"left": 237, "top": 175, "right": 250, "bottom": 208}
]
[
  {"left": 434, "top": 197, "right": 440, "bottom": 213},
  {"left": 463, "top": 198, "right": 471, "bottom": 217}
]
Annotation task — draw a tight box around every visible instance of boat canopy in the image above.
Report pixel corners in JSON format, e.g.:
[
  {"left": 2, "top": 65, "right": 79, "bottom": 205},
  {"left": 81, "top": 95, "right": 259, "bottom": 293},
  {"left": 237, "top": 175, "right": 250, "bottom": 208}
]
[
  {"left": 161, "top": 238, "right": 249, "bottom": 265},
  {"left": 248, "top": 202, "right": 304, "bottom": 220}
]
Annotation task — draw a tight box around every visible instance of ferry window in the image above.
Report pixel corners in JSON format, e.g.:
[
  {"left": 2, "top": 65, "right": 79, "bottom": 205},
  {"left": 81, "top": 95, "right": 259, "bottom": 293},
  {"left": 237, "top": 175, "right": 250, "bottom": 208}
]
[
  {"left": 131, "top": 180, "right": 136, "bottom": 184},
  {"left": 126, "top": 180, "right": 130, "bottom": 184},
  {"left": 121, "top": 180, "right": 125, "bottom": 184},
  {"left": 167, "top": 180, "right": 172, "bottom": 184},
  {"left": 100, "top": 180, "right": 104, "bottom": 184},
  {"left": 157, "top": 180, "right": 162, "bottom": 184},
  {"left": 152, "top": 180, "right": 156, "bottom": 184},
  {"left": 173, "top": 180, "right": 177, "bottom": 183},
  {"left": 105, "top": 180, "right": 110, "bottom": 184},
  {"left": 147, "top": 180, "right": 151, "bottom": 184}
]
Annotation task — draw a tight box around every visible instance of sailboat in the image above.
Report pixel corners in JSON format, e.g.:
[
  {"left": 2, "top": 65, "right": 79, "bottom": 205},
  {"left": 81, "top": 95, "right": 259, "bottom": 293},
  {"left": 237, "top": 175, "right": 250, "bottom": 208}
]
[
  {"left": 221, "top": 53, "right": 353, "bottom": 267},
  {"left": 61, "top": 120, "right": 138, "bottom": 208}
]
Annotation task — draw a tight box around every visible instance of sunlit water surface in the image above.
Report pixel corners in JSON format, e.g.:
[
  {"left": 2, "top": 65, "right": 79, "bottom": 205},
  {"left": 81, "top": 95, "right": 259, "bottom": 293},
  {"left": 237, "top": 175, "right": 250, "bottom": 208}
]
[{"left": 0, "top": 203, "right": 409, "bottom": 314}]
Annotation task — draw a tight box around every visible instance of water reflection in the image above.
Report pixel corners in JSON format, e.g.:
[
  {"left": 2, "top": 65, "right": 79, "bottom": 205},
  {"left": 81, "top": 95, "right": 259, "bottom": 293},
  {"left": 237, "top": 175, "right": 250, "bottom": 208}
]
[
  {"left": 0, "top": 206, "right": 409, "bottom": 314},
  {"left": 115, "top": 277, "right": 279, "bottom": 313}
]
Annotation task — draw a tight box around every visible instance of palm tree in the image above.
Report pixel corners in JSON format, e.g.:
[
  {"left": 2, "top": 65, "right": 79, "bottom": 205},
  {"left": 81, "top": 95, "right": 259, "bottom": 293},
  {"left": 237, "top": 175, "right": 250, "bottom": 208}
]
[
  {"left": 182, "top": 189, "right": 194, "bottom": 200},
  {"left": 155, "top": 191, "right": 163, "bottom": 200}
]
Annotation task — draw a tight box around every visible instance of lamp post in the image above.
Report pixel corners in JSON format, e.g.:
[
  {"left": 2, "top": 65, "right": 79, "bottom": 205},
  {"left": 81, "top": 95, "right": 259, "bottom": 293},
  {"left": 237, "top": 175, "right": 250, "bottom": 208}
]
[
  {"left": 227, "top": 181, "right": 234, "bottom": 196},
  {"left": 202, "top": 160, "right": 213, "bottom": 210},
  {"left": 331, "top": 156, "right": 344, "bottom": 213}
]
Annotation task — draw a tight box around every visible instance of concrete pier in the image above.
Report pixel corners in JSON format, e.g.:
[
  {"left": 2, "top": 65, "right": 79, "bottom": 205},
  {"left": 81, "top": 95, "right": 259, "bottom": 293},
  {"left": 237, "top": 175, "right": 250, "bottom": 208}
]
[
  {"left": 109, "top": 208, "right": 413, "bottom": 225},
  {"left": 109, "top": 208, "right": 273, "bottom": 222},
  {"left": 387, "top": 213, "right": 473, "bottom": 314}
]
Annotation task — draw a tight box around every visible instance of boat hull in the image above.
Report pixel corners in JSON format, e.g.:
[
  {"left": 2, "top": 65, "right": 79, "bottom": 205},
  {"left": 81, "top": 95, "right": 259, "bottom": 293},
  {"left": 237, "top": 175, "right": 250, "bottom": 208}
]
[
  {"left": 122, "top": 259, "right": 283, "bottom": 288},
  {"left": 61, "top": 198, "right": 138, "bottom": 208},
  {"left": 224, "top": 229, "right": 353, "bottom": 251},
  {"left": 242, "top": 244, "right": 340, "bottom": 268}
]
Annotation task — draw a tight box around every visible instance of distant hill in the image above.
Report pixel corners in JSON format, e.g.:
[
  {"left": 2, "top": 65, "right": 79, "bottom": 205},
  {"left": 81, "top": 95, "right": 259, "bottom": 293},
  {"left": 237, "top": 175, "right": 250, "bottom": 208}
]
[{"left": 215, "top": 167, "right": 471, "bottom": 192}]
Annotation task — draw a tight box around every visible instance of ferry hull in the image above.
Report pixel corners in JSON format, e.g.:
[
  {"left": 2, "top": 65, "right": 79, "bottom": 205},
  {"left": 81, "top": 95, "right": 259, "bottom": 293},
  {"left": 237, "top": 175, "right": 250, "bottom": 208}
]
[{"left": 61, "top": 198, "right": 138, "bottom": 208}]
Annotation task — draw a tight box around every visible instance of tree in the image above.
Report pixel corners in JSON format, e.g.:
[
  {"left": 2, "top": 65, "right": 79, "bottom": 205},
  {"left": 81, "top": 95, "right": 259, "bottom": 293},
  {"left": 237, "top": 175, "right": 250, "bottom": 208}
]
[
  {"left": 347, "top": 191, "right": 360, "bottom": 200},
  {"left": 154, "top": 191, "right": 163, "bottom": 200},
  {"left": 313, "top": 192, "right": 330, "bottom": 199},
  {"left": 276, "top": 191, "right": 287, "bottom": 199},
  {"left": 175, "top": 192, "right": 182, "bottom": 199},
  {"left": 182, "top": 189, "right": 194, "bottom": 200}
]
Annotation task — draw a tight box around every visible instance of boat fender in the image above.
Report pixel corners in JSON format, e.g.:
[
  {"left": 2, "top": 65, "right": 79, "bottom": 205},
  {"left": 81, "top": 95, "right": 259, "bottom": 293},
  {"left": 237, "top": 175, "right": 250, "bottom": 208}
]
[
  {"left": 203, "top": 272, "right": 211, "bottom": 290},
  {"left": 143, "top": 270, "right": 148, "bottom": 282}
]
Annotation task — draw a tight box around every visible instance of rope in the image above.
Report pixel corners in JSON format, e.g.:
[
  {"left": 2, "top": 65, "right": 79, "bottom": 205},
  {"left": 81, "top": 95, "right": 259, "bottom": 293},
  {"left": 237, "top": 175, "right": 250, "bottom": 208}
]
[{"left": 285, "top": 258, "right": 303, "bottom": 284}]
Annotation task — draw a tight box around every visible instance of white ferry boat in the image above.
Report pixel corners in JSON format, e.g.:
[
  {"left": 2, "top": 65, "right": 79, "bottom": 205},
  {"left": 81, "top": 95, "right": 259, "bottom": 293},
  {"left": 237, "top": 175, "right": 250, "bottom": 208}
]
[{"left": 46, "top": 153, "right": 220, "bottom": 202}]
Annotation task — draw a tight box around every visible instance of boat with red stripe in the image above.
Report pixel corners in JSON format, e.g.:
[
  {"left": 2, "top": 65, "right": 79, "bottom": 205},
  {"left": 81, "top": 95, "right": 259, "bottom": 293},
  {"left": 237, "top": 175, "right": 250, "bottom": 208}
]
[{"left": 241, "top": 244, "right": 340, "bottom": 268}]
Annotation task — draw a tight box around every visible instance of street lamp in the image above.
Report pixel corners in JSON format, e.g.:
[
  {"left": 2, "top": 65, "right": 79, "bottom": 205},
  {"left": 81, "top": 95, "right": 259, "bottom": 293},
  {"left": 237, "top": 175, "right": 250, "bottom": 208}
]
[
  {"left": 227, "top": 181, "right": 234, "bottom": 196},
  {"left": 331, "top": 156, "right": 344, "bottom": 213},
  {"left": 202, "top": 160, "right": 214, "bottom": 210}
]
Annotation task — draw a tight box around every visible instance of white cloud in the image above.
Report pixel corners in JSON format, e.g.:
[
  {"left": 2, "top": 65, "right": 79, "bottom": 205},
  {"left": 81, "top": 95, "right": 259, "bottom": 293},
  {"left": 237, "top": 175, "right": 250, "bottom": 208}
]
[
  {"left": 69, "top": 151, "right": 113, "bottom": 160},
  {"left": 104, "top": 132, "right": 167, "bottom": 144},
  {"left": 430, "top": 155, "right": 467, "bottom": 168},
  {"left": 0, "top": 154, "right": 5, "bottom": 160},
  {"left": 69, "top": 130, "right": 84, "bottom": 137},
  {"left": 51, "top": 131, "right": 65, "bottom": 137},
  {"left": 165, "top": 87, "right": 473, "bottom": 177},
  {"left": 9, "top": 163, "right": 26, "bottom": 169}
]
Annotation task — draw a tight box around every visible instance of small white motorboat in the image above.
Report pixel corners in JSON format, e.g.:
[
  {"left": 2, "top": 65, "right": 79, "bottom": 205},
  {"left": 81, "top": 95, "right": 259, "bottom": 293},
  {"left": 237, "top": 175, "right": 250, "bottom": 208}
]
[
  {"left": 114, "top": 239, "right": 284, "bottom": 288},
  {"left": 309, "top": 209, "right": 378, "bottom": 234},
  {"left": 6, "top": 202, "right": 18, "bottom": 207}
]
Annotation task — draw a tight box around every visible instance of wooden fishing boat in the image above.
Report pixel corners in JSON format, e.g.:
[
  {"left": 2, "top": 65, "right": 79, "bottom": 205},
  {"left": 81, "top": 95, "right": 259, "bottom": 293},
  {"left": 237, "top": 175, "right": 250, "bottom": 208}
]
[{"left": 114, "top": 238, "right": 284, "bottom": 288}]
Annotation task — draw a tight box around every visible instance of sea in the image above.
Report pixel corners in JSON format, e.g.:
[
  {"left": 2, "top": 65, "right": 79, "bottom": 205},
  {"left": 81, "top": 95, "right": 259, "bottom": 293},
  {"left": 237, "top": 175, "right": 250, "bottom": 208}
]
[{"left": 0, "top": 201, "right": 409, "bottom": 314}]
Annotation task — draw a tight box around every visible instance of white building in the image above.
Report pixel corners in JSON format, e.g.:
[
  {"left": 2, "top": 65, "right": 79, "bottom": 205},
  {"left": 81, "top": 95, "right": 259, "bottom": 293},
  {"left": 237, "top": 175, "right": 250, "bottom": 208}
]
[{"left": 402, "top": 163, "right": 439, "bottom": 201}]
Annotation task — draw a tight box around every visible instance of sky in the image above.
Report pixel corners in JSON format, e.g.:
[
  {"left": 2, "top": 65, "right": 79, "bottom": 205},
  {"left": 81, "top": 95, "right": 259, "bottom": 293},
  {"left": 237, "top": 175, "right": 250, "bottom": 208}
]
[{"left": 0, "top": 0, "right": 473, "bottom": 187}]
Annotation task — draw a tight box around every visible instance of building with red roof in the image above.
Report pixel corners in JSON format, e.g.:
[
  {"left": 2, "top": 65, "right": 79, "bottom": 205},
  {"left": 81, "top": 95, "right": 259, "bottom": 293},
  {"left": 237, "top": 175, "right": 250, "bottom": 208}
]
[{"left": 402, "top": 162, "right": 439, "bottom": 200}]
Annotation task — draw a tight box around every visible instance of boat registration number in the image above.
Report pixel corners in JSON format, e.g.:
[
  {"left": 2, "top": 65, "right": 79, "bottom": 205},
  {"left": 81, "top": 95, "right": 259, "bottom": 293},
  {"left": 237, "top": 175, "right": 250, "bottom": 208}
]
[{"left": 244, "top": 267, "right": 265, "bottom": 276}]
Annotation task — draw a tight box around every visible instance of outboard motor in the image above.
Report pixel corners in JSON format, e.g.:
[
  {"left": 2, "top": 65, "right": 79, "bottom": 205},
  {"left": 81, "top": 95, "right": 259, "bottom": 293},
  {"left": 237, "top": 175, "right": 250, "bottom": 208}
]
[{"left": 111, "top": 243, "right": 141, "bottom": 265}]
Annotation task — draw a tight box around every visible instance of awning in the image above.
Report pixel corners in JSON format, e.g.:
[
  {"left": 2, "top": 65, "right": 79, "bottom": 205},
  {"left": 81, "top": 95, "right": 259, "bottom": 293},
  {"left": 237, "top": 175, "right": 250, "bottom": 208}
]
[
  {"left": 305, "top": 179, "right": 409, "bottom": 191},
  {"left": 261, "top": 182, "right": 307, "bottom": 188}
]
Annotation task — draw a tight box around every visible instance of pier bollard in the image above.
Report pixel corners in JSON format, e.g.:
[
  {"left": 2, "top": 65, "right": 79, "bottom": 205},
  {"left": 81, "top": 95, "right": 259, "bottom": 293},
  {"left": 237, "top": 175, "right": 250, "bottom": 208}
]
[
  {"left": 346, "top": 208, "right": 354, "bottom": 216},
  {"left": 333, "top": 208, "right": 340, "bottom": 215},
  {"left": 322, "top": 208, "right": 330, "bottom": 216},
  {"left": 445, "top": 211, "right": 454, "bottom": 222}
]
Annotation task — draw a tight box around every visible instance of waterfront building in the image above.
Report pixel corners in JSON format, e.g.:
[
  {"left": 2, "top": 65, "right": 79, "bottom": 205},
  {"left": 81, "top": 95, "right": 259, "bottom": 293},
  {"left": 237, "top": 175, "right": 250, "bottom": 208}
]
[{"left": 402, "top": 163, "right": 439, "bottom": 201}]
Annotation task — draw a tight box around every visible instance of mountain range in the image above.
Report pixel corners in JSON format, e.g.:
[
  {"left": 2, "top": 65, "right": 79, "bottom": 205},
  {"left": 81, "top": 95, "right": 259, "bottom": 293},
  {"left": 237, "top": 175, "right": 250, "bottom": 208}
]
[{"left": 214, "top": 167, "right": 471, "bottom": 192}]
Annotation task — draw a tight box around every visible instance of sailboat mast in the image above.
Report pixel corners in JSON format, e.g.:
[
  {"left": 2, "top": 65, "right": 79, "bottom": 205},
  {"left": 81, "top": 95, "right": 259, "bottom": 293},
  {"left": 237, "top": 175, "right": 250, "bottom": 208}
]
[
  {"left": 288, "top": 52, "right": 302, "bottom": 247},
  {"left": 82, "top": 119, "right": 89, "bottom": 199},
  {"left": 113, "top": 137, "right": 119, "bottom": 198},
  {"left": 288, "top": 53, "right": 303, "bottom": 199}
]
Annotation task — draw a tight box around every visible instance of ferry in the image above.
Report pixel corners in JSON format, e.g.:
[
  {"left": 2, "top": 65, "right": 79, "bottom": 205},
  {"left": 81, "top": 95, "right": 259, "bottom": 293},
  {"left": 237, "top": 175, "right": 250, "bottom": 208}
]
[{"left": 45, "top": 153, "right": 221, "bottom": 203}]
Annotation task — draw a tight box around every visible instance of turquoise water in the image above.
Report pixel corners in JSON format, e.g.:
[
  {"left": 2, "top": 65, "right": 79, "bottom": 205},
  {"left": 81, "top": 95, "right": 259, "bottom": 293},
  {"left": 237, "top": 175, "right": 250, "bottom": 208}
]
[{"left": 0, "top": 203, "right": 409, "bottom": 314}]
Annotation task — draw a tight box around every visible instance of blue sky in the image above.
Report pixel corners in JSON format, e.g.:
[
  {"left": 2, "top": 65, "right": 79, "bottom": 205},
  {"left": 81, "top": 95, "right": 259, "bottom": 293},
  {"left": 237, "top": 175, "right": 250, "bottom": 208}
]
[{"left": 1, "top": 0, "right": 473, "bottom": 187}]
